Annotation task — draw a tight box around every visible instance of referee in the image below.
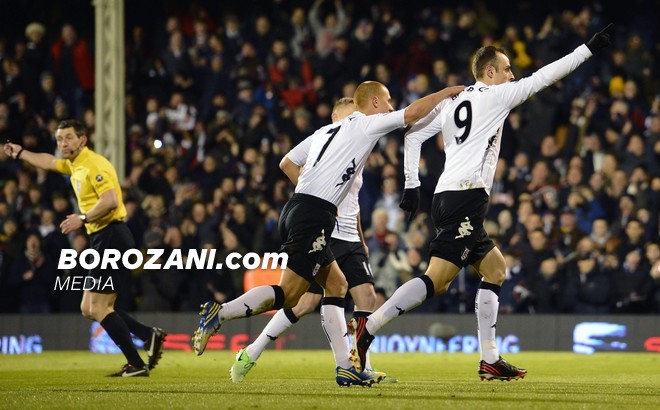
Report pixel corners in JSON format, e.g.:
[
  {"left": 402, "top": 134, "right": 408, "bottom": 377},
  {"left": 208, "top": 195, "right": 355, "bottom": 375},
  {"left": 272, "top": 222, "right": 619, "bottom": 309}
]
[{"left": 4, "top": 120, "right": 166, "bottom": 377}]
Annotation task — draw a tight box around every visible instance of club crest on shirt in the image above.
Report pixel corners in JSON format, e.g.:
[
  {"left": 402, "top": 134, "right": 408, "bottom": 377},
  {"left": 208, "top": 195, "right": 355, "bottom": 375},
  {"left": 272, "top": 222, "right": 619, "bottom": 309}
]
[{"left": 96, "top": 175, "right": 103, "bottom": 182}]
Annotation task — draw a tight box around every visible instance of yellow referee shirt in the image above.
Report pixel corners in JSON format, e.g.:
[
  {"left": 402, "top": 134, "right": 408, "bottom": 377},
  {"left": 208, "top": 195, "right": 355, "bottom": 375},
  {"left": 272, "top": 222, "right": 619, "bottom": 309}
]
[{"left": 55, "top": 147, "right": 127, "bottom": 234}]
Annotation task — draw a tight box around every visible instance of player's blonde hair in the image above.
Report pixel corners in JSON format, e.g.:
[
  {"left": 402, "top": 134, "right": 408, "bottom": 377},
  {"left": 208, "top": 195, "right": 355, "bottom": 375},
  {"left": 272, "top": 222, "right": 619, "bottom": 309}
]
[
  {"left": 353, "top": 81, "right": 387, "bottom": 111},
  {"left": 332, "top": 97, "right": 355, "bottom": 113}
]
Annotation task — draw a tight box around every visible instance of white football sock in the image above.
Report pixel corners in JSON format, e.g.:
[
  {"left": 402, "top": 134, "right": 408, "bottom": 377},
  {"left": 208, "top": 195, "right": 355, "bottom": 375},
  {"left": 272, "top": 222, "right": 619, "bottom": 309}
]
[
  {"left": 321, "top": 301, "right": 351, "bottom": 369},
  {"left": 246, "top": 309, "right": 295, "bottom": 361},
  {"left": 367, "top": 277, "right": 428, "bottom": 335},
  {"left": 220, "top": 286, "right": 275, "bottom": 322},
  {"left": 476, "top": 283, "right": 500, "bottom": 364}
]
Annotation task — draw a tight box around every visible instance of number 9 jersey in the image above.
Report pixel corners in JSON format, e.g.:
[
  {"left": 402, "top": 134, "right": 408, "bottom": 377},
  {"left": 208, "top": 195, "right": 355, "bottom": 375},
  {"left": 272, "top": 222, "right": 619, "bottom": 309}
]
[
  {"left": 404, "top": 44, "right": 592, "bottom": 196},
  {"left": 427, "top": 84, "right": 508, "bottom": 195}
]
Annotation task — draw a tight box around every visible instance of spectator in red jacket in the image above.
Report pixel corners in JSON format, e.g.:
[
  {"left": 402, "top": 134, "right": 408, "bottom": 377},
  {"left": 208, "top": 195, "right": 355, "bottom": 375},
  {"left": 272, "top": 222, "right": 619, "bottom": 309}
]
[{"left": 51, "top": 23, "right": 94, "bottom": 119}]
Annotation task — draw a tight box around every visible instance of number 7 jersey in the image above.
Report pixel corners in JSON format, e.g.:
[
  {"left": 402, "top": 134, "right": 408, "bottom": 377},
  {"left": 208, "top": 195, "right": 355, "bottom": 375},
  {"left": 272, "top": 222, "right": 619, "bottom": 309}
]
[
  {"left": 296, "top": 110, "right": 405, "bottom": 206},
  {"left": 404, "top": 44, "right": 592, "bottom": 195}
]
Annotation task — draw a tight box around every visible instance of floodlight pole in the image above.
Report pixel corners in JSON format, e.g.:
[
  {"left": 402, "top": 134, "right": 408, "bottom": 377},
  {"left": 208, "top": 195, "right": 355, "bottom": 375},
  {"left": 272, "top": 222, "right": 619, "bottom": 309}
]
[{"left": 92, "top": 0, "right": 125, "bottom": 181}]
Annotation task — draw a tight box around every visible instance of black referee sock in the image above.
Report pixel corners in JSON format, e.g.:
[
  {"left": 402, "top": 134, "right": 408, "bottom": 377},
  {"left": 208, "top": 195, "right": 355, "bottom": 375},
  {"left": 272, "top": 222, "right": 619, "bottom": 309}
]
[
  {"left": 115, "top": 310, "right": 152, "bottom": 342},
  {"left": 100, "top": 312, "right": 145, "bottom": 368}
]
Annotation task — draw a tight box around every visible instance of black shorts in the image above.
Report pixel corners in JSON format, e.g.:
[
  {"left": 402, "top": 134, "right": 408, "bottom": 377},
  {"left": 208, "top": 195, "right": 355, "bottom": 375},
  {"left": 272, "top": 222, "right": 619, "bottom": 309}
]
[
  {"left": 308, "top": 238, "right": 375, "bottom": 295},
  {"left": 428, "top": 189, "right": 495, "bottom": 268},
  {"left": 278, "top": 193, "right": 337, "bottom": 282},
  {"left": 88, "top": 221, "right": 135, "bottom": 291}
]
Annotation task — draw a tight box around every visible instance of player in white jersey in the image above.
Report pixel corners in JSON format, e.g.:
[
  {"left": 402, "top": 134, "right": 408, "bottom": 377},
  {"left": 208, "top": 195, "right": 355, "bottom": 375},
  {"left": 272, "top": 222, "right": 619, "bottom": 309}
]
[
  {"left": 229, "top": 98, "right": 391, "bottom": 386},
  {"left": 192, "top": 81, "right": 464, "bottom": 382},
  {"left": 350, "top": 24, "right": 614, "bottom": 381}
]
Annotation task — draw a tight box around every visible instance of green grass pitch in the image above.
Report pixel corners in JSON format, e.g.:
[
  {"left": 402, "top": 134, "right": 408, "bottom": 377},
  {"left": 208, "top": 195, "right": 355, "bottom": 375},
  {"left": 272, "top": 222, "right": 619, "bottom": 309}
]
[{"left": 1, "top": 351, "right": 658, "bottom": 409}]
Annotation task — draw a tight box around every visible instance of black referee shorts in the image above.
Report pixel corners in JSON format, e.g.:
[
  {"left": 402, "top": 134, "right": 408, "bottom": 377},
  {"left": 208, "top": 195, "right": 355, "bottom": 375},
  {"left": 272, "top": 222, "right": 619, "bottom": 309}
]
[
  {"left": 307, "top": 238, "right": 375, "bottom": 295},
  {"left": 278, "top": 193, "right": 337, "bottom": 282},
  {"left": 88, "top": 221, "right": 135, "bottom": 292},
  {"left": 428, "top": 189, "right": 495, "bottom": 268}
]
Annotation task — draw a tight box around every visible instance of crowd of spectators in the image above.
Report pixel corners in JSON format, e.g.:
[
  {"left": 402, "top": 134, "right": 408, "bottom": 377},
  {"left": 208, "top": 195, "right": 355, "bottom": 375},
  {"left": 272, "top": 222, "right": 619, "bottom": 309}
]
[{"left": 0, "top": 0, "right": 658, "bottom": 315}]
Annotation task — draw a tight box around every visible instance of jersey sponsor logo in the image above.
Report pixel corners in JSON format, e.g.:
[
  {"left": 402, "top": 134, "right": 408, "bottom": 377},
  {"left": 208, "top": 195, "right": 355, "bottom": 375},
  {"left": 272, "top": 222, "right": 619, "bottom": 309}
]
[
  {"left": 95, "top": 175, "right": 103, "bottom": 182},
  {"left": 455, "top": 217, "right": 474, "bottom": 239},
  {"left": 308, "top": 229, "right": 327, "bottom": 253},
  {"left": 335, "top": 158, "right": 357, "bottom": 187}
]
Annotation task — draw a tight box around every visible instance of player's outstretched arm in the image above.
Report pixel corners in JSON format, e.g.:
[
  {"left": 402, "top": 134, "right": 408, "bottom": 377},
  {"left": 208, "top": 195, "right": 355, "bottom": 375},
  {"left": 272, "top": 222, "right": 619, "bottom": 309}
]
[
  {"left": 497, "top": 24, "right": 614, "bottom": 109},
  {"left": 586, "top": 23, "right": 614, "bottom": 55},
  {"left": 404, "top": 85, "right": 464, "bottom": 125}
]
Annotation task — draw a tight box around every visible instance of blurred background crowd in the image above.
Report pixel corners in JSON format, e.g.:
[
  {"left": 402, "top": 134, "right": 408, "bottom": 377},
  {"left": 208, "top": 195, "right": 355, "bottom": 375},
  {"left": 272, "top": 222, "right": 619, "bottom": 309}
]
[{"left": 0, "top": 0, "right": 658, "bottom": 315}]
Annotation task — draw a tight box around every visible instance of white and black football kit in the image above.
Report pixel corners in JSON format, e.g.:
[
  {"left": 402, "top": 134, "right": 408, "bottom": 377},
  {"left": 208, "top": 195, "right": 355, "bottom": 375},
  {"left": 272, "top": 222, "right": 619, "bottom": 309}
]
[
  {"left": 286, "top": 139, "right": 375, "bottom": 292},
  {"left": 279, "top": 110, "right": 405, "bottom": 280},
  {"left": 404, "top": 44, "right": 593, "bottom": 267}
]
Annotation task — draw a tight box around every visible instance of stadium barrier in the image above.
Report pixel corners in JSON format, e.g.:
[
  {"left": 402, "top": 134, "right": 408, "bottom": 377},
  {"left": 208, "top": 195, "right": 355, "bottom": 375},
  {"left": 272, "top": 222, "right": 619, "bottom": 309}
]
[{"left": 1, "top": 313, "right": 658, "bottom": 354}]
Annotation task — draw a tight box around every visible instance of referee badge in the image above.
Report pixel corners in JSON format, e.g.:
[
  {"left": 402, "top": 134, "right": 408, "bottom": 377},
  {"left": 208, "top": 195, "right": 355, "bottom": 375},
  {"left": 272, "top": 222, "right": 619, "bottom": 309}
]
[{"left": 96, "top": 175, "right": 103, "bottom": 182}]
